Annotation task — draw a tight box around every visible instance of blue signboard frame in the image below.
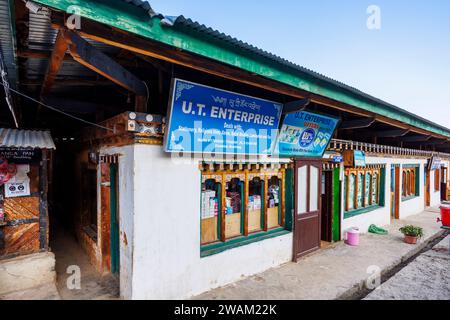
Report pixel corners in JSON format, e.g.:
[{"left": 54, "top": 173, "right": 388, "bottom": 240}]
[
  {"left": 273, "top": 111, "right": 340, "bottom": 158},
  {"left": 164, "top": 78, "right": 283, "bottom": 155}
]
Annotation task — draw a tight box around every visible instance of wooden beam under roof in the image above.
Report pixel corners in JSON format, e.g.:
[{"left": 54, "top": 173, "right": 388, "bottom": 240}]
[
  {"left": 340, "top": 117, "right": 376, "bottom": 130},
  {"left": 399, "top": 135, "right": 432, "bottom": 142},
  {"left": 40, "top": 29, "right": 68, "bottom": 99},
  {"left": 376, "top": 129, "right": 410, "bottom": 138},
  {"left": 63, "top": 30, "right": 147, "bottom": 112}
]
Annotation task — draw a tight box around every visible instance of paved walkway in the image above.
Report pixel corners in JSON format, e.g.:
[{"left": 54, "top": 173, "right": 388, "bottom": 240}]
[
  {"left": 365, "top": 235, "right": 450, "bottom": 300},
  {"left": 195, "top": 208, "right": 445, "bottom": 300}
]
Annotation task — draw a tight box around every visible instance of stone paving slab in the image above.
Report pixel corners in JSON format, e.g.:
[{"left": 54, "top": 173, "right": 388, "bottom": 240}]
[
  {"left": 0, "top": 283, "right": 61, "bottom": 300},
  {"left": 365, "top": 236, "right": 450, "bottom": 300},
  {"left": 195, "top": 209, "right": 444, "bottom": 300}
]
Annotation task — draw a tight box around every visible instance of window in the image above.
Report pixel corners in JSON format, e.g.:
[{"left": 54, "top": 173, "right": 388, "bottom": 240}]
[
  {"left": 435, "top": 168, "right": 441, "bottom": 192},
  {"left": 402, "top": 165, "right": 419, "bottom": 199},
  {"left": 200, "top": 165, "right": 289, "bottom": 255},
  {"left": 344, "top": 167, "right": 383, "bottom": 218}
]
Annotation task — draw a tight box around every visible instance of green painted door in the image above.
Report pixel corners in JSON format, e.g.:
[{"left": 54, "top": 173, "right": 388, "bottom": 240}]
[
  {"left": 332, "top": 168, "right": 341, "bottom": 242},
  {"left": 110, "top": 164, "right": 120, "bottom": 274}
]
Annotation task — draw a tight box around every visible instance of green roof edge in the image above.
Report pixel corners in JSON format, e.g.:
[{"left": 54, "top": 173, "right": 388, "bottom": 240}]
[{"left": 32, "top": 0, "right": 450, "bottom": 138}]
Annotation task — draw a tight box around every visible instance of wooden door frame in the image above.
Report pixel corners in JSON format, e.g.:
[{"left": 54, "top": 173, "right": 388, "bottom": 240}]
[
  {"left": 321, "top": 170, "right": 333, "bottom": 243},
  {"left": 110, "top": 163, "right": 120, "bottom": 275},
  {"left": 392, "top": 166, "right": 400, "bottom": 220},
  {"left": 425, "top": 168, "right": 431, "bottom": 207},
  {"left": 293, "top": 159, "right": 322, "bottom": 261}
]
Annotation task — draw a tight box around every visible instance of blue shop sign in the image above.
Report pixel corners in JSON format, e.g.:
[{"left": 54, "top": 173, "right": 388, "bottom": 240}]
[
  {"left": 332, "top": 155, "right": 344, "bottom": 163},
  {"left": 354, "top": 150, "right": 366, "bottom": 167},
  {"left": 274, "top": 111, "right": 339, "bottom": 157},
  {"left": 164, "top": 79, "right": 283, "bottom": 155}
]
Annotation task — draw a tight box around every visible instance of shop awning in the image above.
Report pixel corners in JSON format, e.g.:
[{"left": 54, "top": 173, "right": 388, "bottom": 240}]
[{"left": 0, "top": 128, "right": 56, "bottom": 149}]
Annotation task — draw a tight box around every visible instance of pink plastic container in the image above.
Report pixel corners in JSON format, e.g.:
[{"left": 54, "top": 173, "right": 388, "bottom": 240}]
[{"left": 345, "top": 228, "right": 360, "bottom": 246}]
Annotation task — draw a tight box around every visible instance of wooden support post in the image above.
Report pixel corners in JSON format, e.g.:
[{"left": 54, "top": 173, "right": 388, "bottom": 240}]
[
  {"left": 40, "top": 30, "right": 68, "bottom": 99},
  {"left": 39, "top": 150, "right": 49, "bottom": 251}
]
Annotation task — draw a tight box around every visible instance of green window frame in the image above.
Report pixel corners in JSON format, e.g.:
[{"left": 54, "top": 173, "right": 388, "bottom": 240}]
[
  {"left": 200, "top": 166, "right": 293, "bottom": 257},
  {"left": 344, "top": 167, "right": 385, "bottom": 219},
  {"left": 402, "top": 165, "right": 420, "bottom": 201}
]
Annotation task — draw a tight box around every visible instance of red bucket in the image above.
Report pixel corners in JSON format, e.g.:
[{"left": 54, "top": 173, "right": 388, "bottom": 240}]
[{"left": 438, "top": 204, "right": 450, "bottom": 227}]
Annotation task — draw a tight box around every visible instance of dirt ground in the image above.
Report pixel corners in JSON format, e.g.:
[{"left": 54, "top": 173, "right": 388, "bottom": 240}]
[{"left": 51, "top": 227, "right": 120, "bottom": 300}]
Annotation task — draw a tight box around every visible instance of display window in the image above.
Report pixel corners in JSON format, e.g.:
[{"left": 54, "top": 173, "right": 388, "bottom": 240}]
[
  {"left": 435, "top": 168, "right": 440, "bottom": 192},
  {"left": 200, "top": 165, "right": 287, "bottom": 250},
  {"left": 344, "top": 167, "right": 383, "bottom": 217},
  {"left": 402, "top": 166, "right": 419, "bottom": 199}
]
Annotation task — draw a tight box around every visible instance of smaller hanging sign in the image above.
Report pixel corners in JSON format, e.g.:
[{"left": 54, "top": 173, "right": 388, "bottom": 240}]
[
  {"left": 0, "top": 148, "right": 41, "bottom": 163},
  {"left": 354, "top": 150, "right": 366, "bottom": 167},
  {"left": 428, "top": 156, "right": 441, "bottom": 171}
]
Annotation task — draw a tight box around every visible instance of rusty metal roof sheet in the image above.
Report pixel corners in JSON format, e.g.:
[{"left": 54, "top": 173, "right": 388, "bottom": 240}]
[{"left": 0, "top": 128, "right": 56, "bottom": 149}]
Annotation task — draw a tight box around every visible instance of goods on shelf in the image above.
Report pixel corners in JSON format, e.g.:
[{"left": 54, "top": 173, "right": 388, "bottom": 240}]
[{"left": 201, "top": 190, "right": 218, "bottom": 219}]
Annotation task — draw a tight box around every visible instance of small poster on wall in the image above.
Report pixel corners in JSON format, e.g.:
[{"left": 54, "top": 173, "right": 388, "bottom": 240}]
[
  {"left": 4, "top": 164, "right": 31, "bottom": 198},
  {"left": 4, "top": 181, "right": 30, "bottom": 198}
]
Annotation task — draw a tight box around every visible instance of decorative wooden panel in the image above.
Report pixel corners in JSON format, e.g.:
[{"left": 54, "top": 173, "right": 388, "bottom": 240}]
[
  {"left": 100, "top": 163, "right": 111, "bottom": 271},
  {"left": 4, "top": 197, "right": 39, "bottom": 221},
  {"left": 1, "top": 223, "right": 40, "bottom": 256}
]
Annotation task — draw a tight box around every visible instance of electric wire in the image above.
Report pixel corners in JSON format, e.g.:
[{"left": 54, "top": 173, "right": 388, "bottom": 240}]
[{"left": 0, "top": 81, "right": 114, "bottom": 132}]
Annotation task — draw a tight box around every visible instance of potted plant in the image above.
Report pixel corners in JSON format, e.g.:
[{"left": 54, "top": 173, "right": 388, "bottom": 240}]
[{"left": 399, "top": 225, "right": 424, "bottom": 244}]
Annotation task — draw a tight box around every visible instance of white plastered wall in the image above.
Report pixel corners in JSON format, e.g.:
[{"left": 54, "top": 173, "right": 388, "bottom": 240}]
[
  {"left": 128, "top": 144, "right": 292, "bottom": 299},
  {"left": 341, "top": 156, "right": 428, "bottom": 235}
]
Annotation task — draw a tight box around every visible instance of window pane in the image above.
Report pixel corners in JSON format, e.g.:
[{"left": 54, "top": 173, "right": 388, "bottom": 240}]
[
  {"left": 297, "top": 166, "right": 307, "bottom": 214},
  {"left": 372, "top": 173, "right": 378, "bottom": 204},
  {"left": 349, "top": 173, "right": 355, "bottom": 210},
  {"left": 310, "top": 166, "right": 319, "bottom": 212},
  {"left": 365, "top": 172, "right": 371, "bottom": 206},
  {"left": 357, "top": 173, "right": 364, "bottom": 208},
  {"left": 201, "top": 179, "right": 220, "bottom": 244},
  {"left": 267, "top": 176, "right": 281, "bottom": 229},
  {"left": 248, "top": 177, "right": 263, "bottom": 233},
  {"left": 225, "top": 178, "right": 243, "bottom": 239}
]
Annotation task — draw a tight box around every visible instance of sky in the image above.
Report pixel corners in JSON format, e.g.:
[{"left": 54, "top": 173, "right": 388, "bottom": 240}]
[{"left": 150, "top": 0, "right": 450, "bottom": 128}]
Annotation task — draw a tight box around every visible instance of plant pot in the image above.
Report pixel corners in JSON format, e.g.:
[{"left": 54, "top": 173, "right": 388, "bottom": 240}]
[{"left": 404, "top": 235, "right": 418, "bottom": 244}]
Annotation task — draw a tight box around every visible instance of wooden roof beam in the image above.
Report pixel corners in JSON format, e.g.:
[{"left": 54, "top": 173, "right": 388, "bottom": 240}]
[
  {"left": 40, "top": 30, "right": 68, "bottom": 99},
  {"left": 282, "top": 99, "right": 311, "bottom": 114},
  {"left": 376, "top": 129, "right": 410, "bottom": 138},
  {"left": 400, "top": 135, "right": 432, "bottom": 142},
  {"left": 63, "top": 30, "right": 147, "bottom": 112},
  {"left": 340, "top": 117, "right": 376, "bottom": 130}
]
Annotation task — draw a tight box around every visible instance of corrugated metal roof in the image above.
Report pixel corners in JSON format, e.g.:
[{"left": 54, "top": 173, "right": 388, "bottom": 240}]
[
  {"left": 169, "top": 16, "right": 450, "bottom": 134},
  {"left": 122, "top": 0, "right": 156, "bottom": 16},
  {"left": 26, "top": 6, "right": 118, "bottom": 81},
  {"left": 0, "top": 0, "right": 18, "bottom": 88},
  {"left": 0, "top": 128, "right": 56, "bottom": 149}
]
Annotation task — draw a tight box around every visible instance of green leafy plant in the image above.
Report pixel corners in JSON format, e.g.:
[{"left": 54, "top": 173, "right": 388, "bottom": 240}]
[{"left": 399, "top": 225, "right": 424, "bottom": 238}]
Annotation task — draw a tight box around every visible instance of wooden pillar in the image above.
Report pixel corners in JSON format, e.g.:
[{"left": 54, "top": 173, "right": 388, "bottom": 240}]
[{"left": 39, "top": 150, "right": 49, "bottom": 251}]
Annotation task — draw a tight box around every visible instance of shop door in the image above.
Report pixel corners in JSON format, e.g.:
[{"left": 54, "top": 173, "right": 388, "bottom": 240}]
[
  {"left": 294, "top": 159, "right": 322, "bottom": 261},
  {"left": 425, "top": 168, "right": 431, "bottom": 207}
]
